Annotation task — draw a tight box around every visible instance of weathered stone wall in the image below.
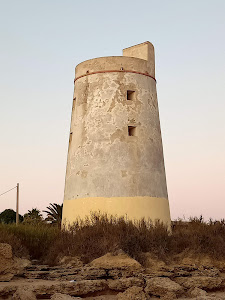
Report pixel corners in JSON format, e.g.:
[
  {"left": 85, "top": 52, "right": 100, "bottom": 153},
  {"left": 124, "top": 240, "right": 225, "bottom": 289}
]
[{"left": 62, "top": 42, "right": 171, "bottom": 226}]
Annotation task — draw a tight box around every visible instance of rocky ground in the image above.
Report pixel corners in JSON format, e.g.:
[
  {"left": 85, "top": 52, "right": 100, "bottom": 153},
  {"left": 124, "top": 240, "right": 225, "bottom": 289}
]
[{"left": 1, "top": 243, "right": 225, "bottom": 299}]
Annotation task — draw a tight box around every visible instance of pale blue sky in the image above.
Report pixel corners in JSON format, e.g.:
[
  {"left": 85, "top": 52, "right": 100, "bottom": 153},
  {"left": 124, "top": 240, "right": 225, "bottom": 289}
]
[{"left": 0, "top": 0, "right": 224, "bottom": 220}]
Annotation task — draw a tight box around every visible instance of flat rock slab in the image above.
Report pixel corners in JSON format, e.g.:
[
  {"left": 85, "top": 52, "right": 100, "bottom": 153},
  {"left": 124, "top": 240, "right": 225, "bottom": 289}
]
[
  {"left": 85, "top": 297, "right": 118, "bottom": 300},
  {"left": 51, "top": 293, "right": 82, "bottom": 299},
  {"left": 145, "top": 277, "right": 183, "bottom": 297},
  {"left": 175, "top": 276, "right": 223, "bottom": 290},
  {"left": 0, "top": 279, "right": 107, "bottom": 298}
]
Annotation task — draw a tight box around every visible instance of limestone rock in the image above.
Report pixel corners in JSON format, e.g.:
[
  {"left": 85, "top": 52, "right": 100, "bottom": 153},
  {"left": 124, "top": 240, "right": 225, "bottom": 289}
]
[
  {"left": 175, "top": 276, "right": 222, "bottom": 290},
  {"left": 12, "top": 287, "right": 36, "bottom": 300},
  {"left": 117, "top": 286, "right": 147, "bottom": 300},
  {"left": 160, "top": 292, "right": 177, "bottom": 300},
  {"left": 79, "top": 266, "right": 107, "bottom": 279},
  {"left": 51, "top": 293, "right": 82, "bottom": 299},
  {"left": 142, "top": 252, "right": 166, "bottom": 269},
  {"left": 0, "top": 243, "right": 31, "bottom": 281},
  {"left": 59, "top": 256, "right": 83, "bottom": 268},
  {"left": 13, "top": 257, "right": 32, "bottom": 275},
  {"left": 108, "top": 277, "right": 144, "bottom": 291},
  {"left": 145, "top": 277, "right": 183, "bottom": 297},
  {"left": 192, "top": 267, "right": 220, "bottom": 278},
  {"left": 144, "top": 268, "right": 173, "bottom": 279},
  {"left": 90, "top": 252, "right": 142, "bottom": 270},
  {"left": 33, "top": 279, "right": 107, "bottom": 297},
  {"left": 0, "top": 280, "right": 107, "bottom": 298},
  {"left": 108, "top": 268, "right": 138, "bottom": 279},
  {"left": 0, "top": 272, "right": 14, "bottom": 282},
  {"left": 196, "top": 296, "right": 224, "bottom": 300},
  {"left": 0, "top": 243, "right": 14, "bottom": 281},
  {"left": 190, "top": 287, "right": 207, "bottom": 297}
]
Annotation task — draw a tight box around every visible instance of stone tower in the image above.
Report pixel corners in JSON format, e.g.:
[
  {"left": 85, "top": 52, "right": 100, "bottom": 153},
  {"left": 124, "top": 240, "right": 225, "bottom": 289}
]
[{"left": 62, "top": 42, "right": 171, "bottom": 226}]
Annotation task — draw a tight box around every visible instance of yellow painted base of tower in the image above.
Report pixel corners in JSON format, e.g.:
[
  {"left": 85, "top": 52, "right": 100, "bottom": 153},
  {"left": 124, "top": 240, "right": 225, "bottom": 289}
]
[{"left": 62, "top": 196, "right": 171, "bottom": 228}]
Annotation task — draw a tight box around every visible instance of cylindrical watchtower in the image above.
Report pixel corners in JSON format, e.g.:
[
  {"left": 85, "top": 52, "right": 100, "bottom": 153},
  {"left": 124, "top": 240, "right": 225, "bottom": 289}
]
[{"left": 62, "top": 42, "right": 171, "bottom": 226}]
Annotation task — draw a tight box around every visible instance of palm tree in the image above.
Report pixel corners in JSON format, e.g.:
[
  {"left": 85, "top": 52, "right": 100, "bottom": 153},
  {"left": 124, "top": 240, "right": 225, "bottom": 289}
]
[
  {"left": 43, "top": 203, "right": 63, "bottom": 227},
  {"left": 23, "top": 208, "right": 43, "bottom": 224}
]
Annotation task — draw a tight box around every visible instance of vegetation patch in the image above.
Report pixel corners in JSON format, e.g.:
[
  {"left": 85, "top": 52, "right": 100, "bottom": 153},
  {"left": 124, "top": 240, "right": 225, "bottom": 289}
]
[{"left": 1, "top": 212, "right": 225, "bottom": 266}]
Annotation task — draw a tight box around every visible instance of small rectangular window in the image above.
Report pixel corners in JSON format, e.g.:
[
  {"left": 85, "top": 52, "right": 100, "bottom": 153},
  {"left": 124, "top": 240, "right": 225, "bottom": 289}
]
[
  {"left": 72, "top": 97, "right": 76, "bottom": 110},
  {"left": 128, "top": 126, "right": 136, "bottom": 136},
  {"left": 69, "top": 132, "right": 73, "bottom": 143},
  {"left": 127, "top": 90, "right": 135, "bottom": 101}
]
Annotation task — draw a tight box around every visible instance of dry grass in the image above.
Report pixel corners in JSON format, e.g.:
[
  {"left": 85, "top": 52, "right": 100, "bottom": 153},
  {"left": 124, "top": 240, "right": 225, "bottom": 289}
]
[
  {"left": 46, "top": 213, "right": 169, "bottom": 265},
  {"left": 170, "top": 217, "right": 225, "bottom": 259},
  {"left": 0, "top": 223, "right": 58, "bottom": 259},
  {"left": 1, "top": 213, "right": 225, "bottom": 265}
]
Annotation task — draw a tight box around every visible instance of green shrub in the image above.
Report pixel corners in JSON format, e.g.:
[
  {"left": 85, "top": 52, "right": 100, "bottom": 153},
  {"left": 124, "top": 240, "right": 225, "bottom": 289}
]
[
  {"left": 0, "top": 223, "right": 59, "bottom": 259},
  {"left": 0, "top": 223, "right": 28, "bottom": 257}
]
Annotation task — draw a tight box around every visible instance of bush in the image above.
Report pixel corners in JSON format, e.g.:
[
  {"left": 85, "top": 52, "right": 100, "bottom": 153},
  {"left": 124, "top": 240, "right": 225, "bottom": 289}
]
[
  {"left": 0, "top": 223, "right": 59, "bottom": 259},
  {"left": 46, "top": 213, "right": 170, "bottom": 265},
  {"left": 0, "top": 224, "right": 28, "bottom": 258},
  {"left": 170, "top": 217, "right": 225, "bottom": 259},
  {"left": 1, "top": 213, "right": 225, "bottom": 266}
]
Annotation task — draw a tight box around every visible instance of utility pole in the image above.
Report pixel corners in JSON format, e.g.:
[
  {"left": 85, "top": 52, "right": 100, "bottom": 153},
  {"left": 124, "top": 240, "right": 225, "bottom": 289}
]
[{"left": 16, "top": 183, "right": 19, "bottom": 225}]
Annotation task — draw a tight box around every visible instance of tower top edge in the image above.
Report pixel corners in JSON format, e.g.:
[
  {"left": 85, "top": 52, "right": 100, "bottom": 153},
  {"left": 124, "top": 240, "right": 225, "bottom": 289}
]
[
  {"left": 75, "top": 56, "right": 154, "bottom": 79},
  {"left": 75, "top": 56, "right": 147, "bottom": 69},
  {"left": 123, "top": 41, "right": 154, "bottom": 51}
]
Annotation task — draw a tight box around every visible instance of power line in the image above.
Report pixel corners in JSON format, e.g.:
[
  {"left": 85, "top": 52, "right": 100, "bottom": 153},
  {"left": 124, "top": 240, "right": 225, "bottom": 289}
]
[{"left": 0, "top": 186, "right": 17, "bottom": 197}]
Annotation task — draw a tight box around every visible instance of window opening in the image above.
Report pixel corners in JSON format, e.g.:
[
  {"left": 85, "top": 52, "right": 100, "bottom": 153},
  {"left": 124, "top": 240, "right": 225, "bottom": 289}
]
[
  {"left": 128, "top": 126, "right": 136, "bottom": 136},
  {"left": 69, "top": 132, "right": 73, "bottom": 143},
  {"left": 72, "top": 97, "right": 76, "bottom": 110},
  {"left": 127, "top": 90, "right": 135, "bottom": 101}
]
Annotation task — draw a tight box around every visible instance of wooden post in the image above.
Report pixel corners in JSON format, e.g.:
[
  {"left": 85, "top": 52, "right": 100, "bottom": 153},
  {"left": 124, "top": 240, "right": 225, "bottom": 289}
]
[{"left": 16, "top": 183, "right": 19, "bottom": 225}]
